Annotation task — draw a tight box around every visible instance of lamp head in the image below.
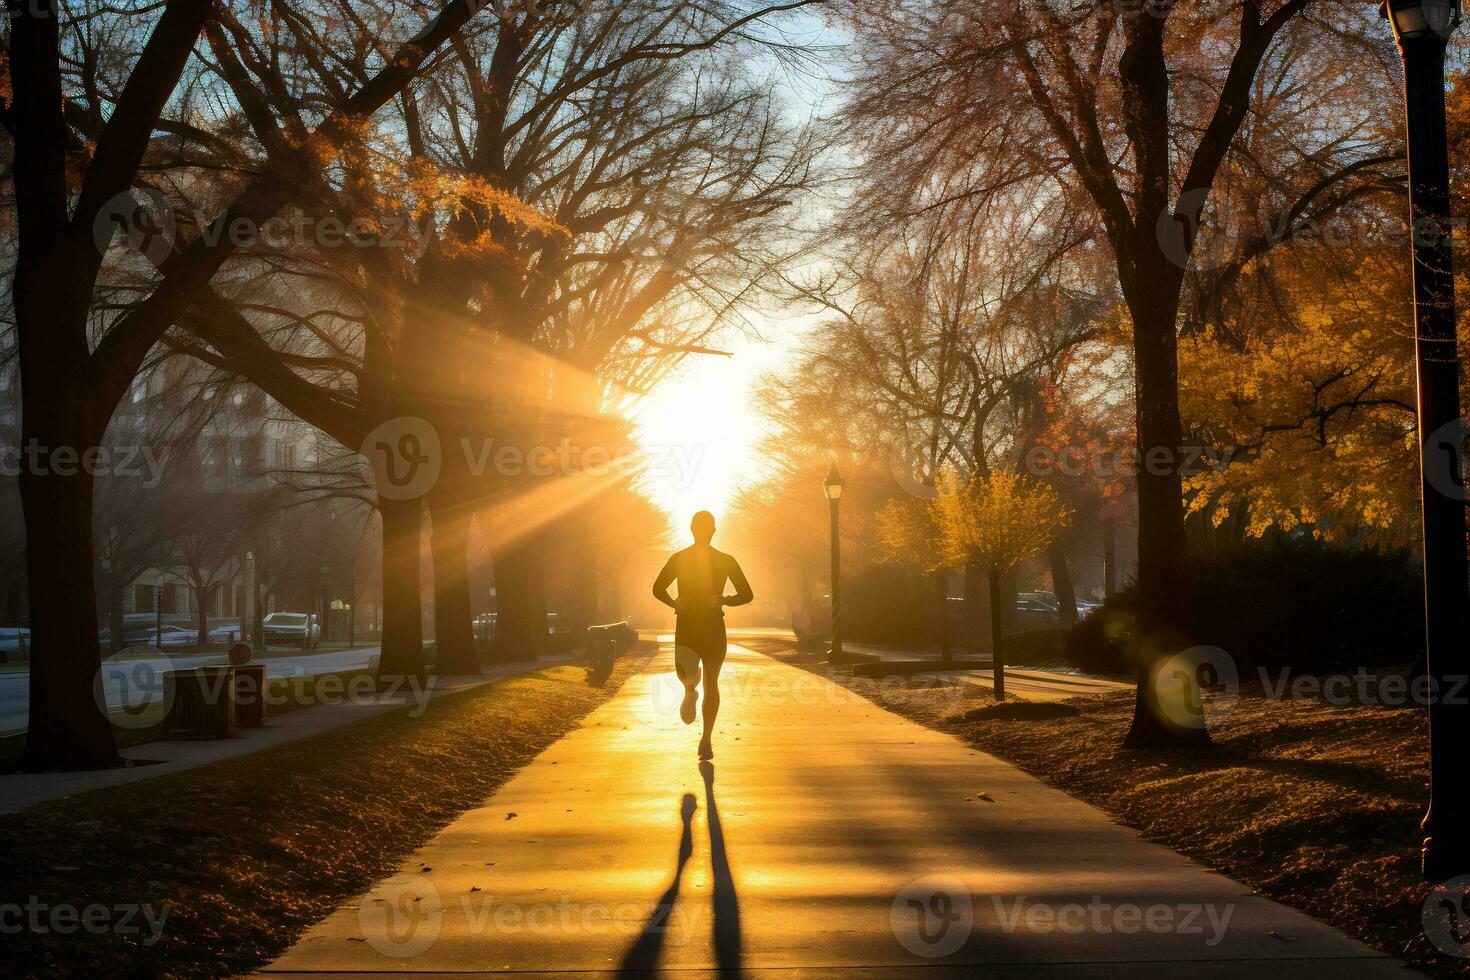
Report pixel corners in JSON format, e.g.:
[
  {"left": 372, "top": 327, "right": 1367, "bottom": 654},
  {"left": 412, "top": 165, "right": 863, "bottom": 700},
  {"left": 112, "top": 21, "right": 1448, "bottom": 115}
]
[{"left": 823, "top": 463, "right": 845, "bottom": 501}]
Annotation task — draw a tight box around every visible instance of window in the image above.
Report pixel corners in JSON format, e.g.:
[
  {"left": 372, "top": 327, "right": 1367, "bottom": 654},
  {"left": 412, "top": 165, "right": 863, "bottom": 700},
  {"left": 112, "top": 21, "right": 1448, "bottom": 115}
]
[
  {"left": 159, "top": 584, "right": 177, "bottom": 615},
  {"left": 133, "top": 584, "right": 154, "bottom": 613}
]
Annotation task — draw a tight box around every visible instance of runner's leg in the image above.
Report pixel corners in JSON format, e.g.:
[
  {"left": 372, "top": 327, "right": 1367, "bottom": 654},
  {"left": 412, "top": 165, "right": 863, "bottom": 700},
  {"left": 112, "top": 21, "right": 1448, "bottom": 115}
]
[{"left": 698, "top": 632, "right": 726, "bottom": 758}]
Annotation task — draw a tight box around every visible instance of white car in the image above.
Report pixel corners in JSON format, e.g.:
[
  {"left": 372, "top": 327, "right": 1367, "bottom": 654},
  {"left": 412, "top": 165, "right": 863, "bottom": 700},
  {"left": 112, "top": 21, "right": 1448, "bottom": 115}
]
[
  {"left": 144, "top": 625, "right": 198, "bottom": 647},
  {"left": 262, "top": 612, "right": 322, "bottom": 649}
]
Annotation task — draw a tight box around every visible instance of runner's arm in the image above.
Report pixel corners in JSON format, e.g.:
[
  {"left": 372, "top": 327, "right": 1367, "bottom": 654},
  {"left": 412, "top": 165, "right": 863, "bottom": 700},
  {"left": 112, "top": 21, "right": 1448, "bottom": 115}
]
[
  {"left": 722, "top": 557, "right": 754, "bottom": 608},
  {"left": 652, "top": 557, "right": 678, "bottom": 609}
]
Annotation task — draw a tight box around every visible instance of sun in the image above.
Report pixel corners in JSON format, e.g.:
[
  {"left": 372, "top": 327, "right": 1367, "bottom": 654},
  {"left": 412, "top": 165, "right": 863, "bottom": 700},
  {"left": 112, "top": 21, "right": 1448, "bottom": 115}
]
[{"left": 631, "top": 343, "right": 774, "bottom": 525}]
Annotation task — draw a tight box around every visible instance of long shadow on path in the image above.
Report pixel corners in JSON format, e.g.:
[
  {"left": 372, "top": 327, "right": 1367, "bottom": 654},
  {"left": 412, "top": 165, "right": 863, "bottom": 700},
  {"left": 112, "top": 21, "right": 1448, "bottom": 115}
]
[
  {"left": 618, "top": 762, "right": 741, "bottom": 975},
  {"left": 619, "top": 792, "right": 696, "bottom": 974},
  {"left": 702, "top": 760, "right": 742, "bottom": 973}
]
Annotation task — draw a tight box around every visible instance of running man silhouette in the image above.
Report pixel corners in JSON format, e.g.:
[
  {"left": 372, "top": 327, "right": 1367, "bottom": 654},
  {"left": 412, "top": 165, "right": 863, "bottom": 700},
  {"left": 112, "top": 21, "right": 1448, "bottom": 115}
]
[{"left": 652, "top": 511, "right": 753, "bottom": 760}]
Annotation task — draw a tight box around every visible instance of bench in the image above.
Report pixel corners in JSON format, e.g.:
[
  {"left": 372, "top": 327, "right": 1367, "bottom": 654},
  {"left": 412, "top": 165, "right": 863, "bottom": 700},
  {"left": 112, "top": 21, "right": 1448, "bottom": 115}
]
[{"left": 586, "top": 621, "right": 637, "bottom": 658}]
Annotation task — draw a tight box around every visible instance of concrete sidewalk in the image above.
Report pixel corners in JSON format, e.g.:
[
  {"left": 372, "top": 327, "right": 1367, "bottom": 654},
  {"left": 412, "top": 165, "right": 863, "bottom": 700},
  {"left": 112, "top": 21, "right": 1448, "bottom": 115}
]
[
  {"left": 258, "top": 641, "right": 1409, "bottom": 977},
  {"left": 840, "top": 641, "right": 1132, "bottom": 702}
]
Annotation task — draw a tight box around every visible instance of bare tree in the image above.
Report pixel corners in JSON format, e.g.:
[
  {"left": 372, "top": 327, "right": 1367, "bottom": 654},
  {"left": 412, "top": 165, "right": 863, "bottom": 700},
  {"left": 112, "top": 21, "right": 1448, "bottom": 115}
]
[
  {"left": 5, "top": 0, "right": 489, "bottom": 769},
  {"left": 835, "top": 0, "right": 1399, "bottom": 746}
]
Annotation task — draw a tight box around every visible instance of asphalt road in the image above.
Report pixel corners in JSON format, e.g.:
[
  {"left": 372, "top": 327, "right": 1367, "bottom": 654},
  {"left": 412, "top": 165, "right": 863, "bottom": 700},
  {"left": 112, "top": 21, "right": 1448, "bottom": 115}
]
[{"left": 0, "top": 646, "right": 380, "bottom": 734}]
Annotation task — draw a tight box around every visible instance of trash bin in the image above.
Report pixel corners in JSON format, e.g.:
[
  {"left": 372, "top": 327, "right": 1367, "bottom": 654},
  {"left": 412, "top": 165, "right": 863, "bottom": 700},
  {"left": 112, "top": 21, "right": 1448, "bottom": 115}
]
[
  {"left": 164, "top": 666, "right": 236, "bottom": 737},
  {"left": 233, "top": 663, "right": 266, "bottom": 728}
]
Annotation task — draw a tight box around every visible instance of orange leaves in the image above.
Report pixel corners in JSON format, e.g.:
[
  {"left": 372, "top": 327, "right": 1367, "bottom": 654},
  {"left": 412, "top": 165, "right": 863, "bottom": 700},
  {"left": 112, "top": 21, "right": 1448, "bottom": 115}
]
[{"left": 406, "top": 162, "right": 565, "bottom": 240}]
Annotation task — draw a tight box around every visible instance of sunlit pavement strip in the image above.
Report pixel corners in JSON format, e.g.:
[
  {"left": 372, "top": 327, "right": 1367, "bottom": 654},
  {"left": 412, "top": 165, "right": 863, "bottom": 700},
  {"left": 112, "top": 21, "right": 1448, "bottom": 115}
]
[
  {"left": 259, "top": 641, "right": 1413, "bottom": 977},
  {"left": 914, "top": 667, "right": 1132, "bottom": 701}
]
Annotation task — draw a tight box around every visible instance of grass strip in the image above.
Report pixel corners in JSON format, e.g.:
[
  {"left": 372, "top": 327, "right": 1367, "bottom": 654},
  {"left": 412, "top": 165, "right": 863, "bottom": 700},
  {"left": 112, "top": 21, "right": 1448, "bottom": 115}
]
[{"left": 0, "top": 647, "right": 652, "bottom": 978}]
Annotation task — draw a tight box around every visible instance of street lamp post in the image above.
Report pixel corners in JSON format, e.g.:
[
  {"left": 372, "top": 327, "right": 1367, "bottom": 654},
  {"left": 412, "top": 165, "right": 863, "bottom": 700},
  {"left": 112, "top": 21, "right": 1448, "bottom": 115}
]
[
  {"left": 319, "top": 564, "right": 331, "bottom": 646},
  {"left": 241, "top": 551, "right": 253, "bottom": 645},
  {"left": 823, "top": 465, "right": 845, "bottom": 661},
  {"left": 247, "top": 551, "right": 265, "bottom": 651},
  {"left": 1383, "top": 0, "right": 1470, "bottom": 881}
]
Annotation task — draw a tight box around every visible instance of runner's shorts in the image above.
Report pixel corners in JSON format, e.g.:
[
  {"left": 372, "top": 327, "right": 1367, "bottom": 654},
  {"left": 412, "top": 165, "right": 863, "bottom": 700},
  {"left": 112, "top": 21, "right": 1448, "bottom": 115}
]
[{"left": 674, "top": 614, "right": 726, "bottom": 684}]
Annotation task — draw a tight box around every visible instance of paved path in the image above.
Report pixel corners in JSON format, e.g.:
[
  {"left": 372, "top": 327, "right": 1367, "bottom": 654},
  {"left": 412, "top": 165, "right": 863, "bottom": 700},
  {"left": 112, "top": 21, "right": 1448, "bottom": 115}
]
[
  {"left": 259, "top": 641, "right": 1409, "bottom": 977},
  {"left": 916, "top": 666, "right": 1132, "bottom": 701},
  {"left": 0, "top": 656, "right": 572, "bottom": 814},
  {"left": 836, "top": 641, "right": 1132, "bottom": 702}
]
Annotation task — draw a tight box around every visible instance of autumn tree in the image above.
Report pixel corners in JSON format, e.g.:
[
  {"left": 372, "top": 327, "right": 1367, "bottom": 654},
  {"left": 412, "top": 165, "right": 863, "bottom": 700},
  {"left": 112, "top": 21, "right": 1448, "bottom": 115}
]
[
  {"left": 837, "top": 0, "right": 1399, "bottom": 746},
  {"left": 879, "top": 470, "right": 1069, "bottom": 697},
  {"left": 5, "top": 0, "right": 490, "bottom": 770},
  {"left": 177, "top": 0, "right": 821, "bottom": 675}
]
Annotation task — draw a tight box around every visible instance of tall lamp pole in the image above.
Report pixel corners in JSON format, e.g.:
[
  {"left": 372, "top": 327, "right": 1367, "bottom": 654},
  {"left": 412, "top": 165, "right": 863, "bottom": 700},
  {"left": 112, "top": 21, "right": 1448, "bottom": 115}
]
[
  {"left": 1383, "top": 0, "right": 1470, "bottom": 881},
  {"left": 823, "top": 465, "right": 845, "bottom": 661}
]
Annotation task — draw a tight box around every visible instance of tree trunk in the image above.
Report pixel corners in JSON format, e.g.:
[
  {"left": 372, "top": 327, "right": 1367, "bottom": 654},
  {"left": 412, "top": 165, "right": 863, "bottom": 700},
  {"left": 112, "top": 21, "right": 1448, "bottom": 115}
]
[
  {"left": 936, "top": 570, "right": 952, "bottom": 662},
  {"left": 963, "top": 562, "right": 986, "bottom": 647},
  {"left": 376, "top": 494, "right": 425, "bottom": 682},
  {"left": 1048, "top": 542, "right": 1078, "bottom": 627},
  {"left": 493, "top": 541, "right": 545, "bottom": 662},
  {"left": 107, "top": 584, "right": 125, "bottom": 654},
  {"left": 569, "top": 538, "right": 598, "bottom": 639},
  {"left": 1102, "top": 516, "right": 1118, "bottom": 599},
  {"left": 427, "top": 493, "right": 478, "bottom": 675},
  {"left": 1121, "top": 283, "right": 1208, "bottom": 749},
  {"left": 20, "top": 446, "right": 120, "bottom": 771},
  {"left": 197, "top": 586, "right": 209, "bottom": 650},
  {"left": 988, "top": 568, "right": 1005, "bottom": 702},
  {"left": 526, "top": 539, "right": 550, "bottom": 658}
]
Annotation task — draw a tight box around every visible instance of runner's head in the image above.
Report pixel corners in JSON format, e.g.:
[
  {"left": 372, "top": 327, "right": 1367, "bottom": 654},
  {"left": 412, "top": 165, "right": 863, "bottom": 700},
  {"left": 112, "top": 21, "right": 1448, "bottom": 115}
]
[{"left": 690, "top": 510, "right": 716, "bottom": 545}]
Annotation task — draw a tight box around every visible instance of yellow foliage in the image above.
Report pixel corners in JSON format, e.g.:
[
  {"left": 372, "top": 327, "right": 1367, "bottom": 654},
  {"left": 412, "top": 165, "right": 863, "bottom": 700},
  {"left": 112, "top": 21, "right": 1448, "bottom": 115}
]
[
  {"left": 1179, "top": 249, "right": 1418, "bottom": 545},
  {"left": 877, "top": 470, "right": 1070, "bottom": 576}
]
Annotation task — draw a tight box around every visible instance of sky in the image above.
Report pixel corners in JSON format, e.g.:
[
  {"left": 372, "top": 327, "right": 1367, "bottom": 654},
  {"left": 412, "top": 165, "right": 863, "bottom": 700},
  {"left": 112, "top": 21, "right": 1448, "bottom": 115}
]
[
  {"left": 628, "top": 13, "right": 844, "bottom": 529},
  {"left": 629, "top": 322, "right": 805, "bottom": 526}
]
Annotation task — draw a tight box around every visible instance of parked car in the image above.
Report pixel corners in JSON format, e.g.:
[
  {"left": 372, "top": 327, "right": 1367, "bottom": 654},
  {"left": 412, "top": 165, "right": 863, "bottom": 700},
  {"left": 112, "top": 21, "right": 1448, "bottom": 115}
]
[
  {"left": 207, "top": 624, "right": 248, "bottom": 644},
  {"left": 1017, "top": 591, "right": 1101, "bottom": 624},
  {"left": 470, "top": 612, "right": 566, "bottom": 646},
  {"left": 262, "top": 612, "right": 321, "bottom": 649},
  {"left": 1074, "top": 598, "right": 1102, "bottom": 618},
  {"left": 139, "top": 625, "right": 199, "bottom": 647},
  {"left": 0, "top": 627, "right": 30, "bottom": 663}
]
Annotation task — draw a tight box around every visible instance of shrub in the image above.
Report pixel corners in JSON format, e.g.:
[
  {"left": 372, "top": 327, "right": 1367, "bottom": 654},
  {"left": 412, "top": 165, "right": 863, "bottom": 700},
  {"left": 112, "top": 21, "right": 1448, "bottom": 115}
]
[
  {"left": 1066, "top": 536, "right": 1423, "bottom": 676},
  {"left": 842, "top": 563, "right": 944, "bottom": 647}
]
